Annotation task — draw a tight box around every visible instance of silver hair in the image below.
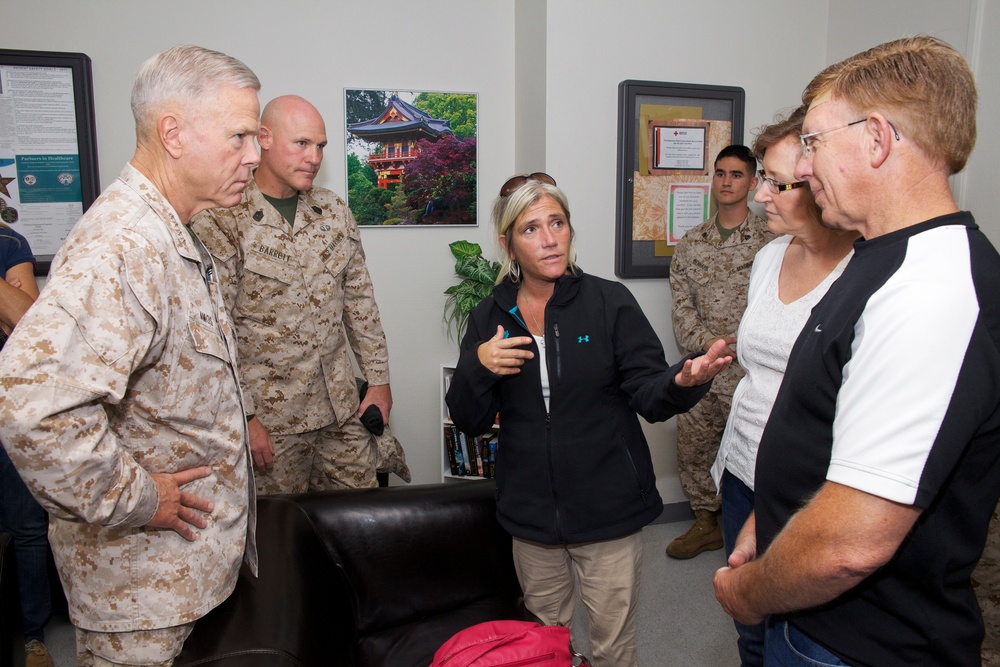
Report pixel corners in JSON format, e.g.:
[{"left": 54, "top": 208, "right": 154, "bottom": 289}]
[{"left": 131, "top": 45, "right": 260, "bottom": 141}]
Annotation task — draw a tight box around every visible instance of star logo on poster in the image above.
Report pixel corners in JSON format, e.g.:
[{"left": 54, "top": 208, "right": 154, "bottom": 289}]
[{"left": 0, "top": 174, "right": 13, "bottom": 199}]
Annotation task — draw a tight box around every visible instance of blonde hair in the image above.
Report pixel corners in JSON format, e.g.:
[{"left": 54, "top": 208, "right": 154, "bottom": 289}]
[
  {"left": 802, "top": 35, "right": 976, "bottom": 174},
  {"left": 131, "top": 45, "right": 260, "bottom": 143},
  {"left": 491, "top": 177, "right": 579, "bottom": 285}
]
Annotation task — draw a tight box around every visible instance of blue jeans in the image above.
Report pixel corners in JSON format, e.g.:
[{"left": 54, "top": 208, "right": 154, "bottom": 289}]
[
  {"left": 0, "top": 447, "right": 51, "bottom": 643},
  {"left": 765, "top": 617, "right": 850, "bottom": 666},
  {"left": 720, "top": 468, "right": 765, "bottom": 667}
]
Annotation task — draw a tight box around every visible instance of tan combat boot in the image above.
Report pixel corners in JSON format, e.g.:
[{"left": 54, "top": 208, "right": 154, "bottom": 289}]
[
  {"left": 24, "top": 640, "right": 54, "bottom": 667},
  {"left": 665, "top": 509, "right": 724, "bottom": 559}
]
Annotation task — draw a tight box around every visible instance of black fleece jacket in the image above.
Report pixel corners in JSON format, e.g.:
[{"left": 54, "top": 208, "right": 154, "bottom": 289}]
[{"left": 446, "top": 271, "right": 711, "bottom": 545}]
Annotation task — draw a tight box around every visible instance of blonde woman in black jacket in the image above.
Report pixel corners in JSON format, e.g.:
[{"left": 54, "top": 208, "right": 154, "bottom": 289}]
[{"left": 446, "top": 173, "right": 731, "bottom": 667}]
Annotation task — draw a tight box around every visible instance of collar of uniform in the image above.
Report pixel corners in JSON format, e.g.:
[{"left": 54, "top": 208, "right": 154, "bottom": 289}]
[
  {"left": 119, "top": 163, "right": 202, "bottom": 263},
  {"left": 243, "top": 177, "right": 325, "bottom": 232},
  {"left": 711, "top": 210, "right": 764, "bottom": 245}
]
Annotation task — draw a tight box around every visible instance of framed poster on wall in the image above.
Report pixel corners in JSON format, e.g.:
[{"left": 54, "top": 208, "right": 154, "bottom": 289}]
[
  {"left": 615, "top": 80, "right": 744, "bottom": 278},
  {"left": 0, "top": 49, "right": 100, "bottom": 274}
]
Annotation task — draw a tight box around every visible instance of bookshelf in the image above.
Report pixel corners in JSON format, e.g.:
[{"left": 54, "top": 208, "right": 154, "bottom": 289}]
[{"left": 441, "top": 360, "right": 498, "bottom": 481}]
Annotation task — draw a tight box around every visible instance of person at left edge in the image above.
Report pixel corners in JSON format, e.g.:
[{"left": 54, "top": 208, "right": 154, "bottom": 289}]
[
  {"left": 446, "top": 173, "right": 732, "bottom": 667},
  {"left": 0, "top": 45, "right": 259, "bottom": 666},
  {"left": 0, "top": 223, "right": 54, "bottom": 667}
]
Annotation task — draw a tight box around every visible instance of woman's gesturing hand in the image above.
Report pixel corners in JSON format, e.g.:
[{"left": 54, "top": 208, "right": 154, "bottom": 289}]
[{"left": 478, "top": 325, "right": 535, "bottom": 375}]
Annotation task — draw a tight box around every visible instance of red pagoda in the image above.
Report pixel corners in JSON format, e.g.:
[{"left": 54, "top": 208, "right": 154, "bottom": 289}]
[{"left": 347, "top": 94, "right": 454, "bottom": 189}]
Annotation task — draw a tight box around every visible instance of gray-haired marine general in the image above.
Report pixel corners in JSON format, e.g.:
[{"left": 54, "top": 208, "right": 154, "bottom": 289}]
[{"left": 0, "top": 44, "right": 260, "bottom": 666}]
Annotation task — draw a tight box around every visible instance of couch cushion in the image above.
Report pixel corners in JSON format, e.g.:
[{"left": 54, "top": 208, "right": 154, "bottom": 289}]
[{"left": 293, "top": 482, "right": 523, "bottom": 637}]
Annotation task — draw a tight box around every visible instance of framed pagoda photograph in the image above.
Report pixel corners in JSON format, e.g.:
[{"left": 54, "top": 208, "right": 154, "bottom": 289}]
[{"left": 344, "top": 88, "right": 478, "bottom": 226}]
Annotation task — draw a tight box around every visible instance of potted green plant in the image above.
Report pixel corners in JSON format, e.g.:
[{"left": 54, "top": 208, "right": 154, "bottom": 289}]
[{"left": 443, "top": 240, "right": 500, "bottom": 342}]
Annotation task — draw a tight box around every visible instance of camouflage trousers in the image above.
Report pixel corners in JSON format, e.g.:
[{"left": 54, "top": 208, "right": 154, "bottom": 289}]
[
  {"left": 75, "top": 623, "right": 193, "bottom": 666},
  {"left": 676, "top": 392, "right": 731, "bottom": 512},
  {"left": 974, "top": 505, "right": 1000, "bottom": 666},
  {"left": 255, "top": 416, "right": 377, "bottom": 495}
]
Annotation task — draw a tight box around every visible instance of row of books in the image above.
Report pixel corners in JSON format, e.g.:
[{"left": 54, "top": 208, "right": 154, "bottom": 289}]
[{"left": 444, "top": 425, "right": 497, "bottom": 478}]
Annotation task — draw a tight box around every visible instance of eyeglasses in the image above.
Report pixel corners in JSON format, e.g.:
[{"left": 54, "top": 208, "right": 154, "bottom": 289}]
[
  {"left": 757, "top": 170, "right": 807, "bottom": 194},
  {"left": 499, "top": 172, "right": 557, "bottom": 197},
  {"left": 799, "top": 118, "right": 866, "bottom": 156},
  {"left": 799, "top": 118, "right": 901, "bottom": 156}
]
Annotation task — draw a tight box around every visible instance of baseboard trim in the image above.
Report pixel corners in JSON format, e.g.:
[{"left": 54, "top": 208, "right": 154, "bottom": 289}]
[{"left": 650, "top": 502, "right": 695, "bottom": 525}]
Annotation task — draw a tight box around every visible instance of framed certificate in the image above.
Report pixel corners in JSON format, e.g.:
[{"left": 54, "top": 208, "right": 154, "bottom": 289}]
[{"left": 615, "top": 80, "right": 744, "bottom": 278}]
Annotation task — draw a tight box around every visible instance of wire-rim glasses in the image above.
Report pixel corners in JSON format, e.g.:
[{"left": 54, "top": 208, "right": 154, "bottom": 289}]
[
  {"left": 799, "top": 118, "right": 866, "bottom": 156},
  {"left": 757, "top": 170, "right": 807, "bottom": 194},
  {"left": 499, "top": 172, "right": 557, "bottom": 198}
]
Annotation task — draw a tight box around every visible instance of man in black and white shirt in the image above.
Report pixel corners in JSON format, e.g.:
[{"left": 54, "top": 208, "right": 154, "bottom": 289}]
[{"left": 713, "top": 35, "right": 999, "bottom": 667}]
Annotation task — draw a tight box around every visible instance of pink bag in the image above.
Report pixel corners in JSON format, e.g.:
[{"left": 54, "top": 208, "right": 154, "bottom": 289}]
[{"left": 430, "top": 620, "right": 590, "bottom": 666}]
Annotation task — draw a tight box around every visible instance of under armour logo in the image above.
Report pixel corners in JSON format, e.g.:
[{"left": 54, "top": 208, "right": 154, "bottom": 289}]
[{"left": 578, "top": 335, "right": 590, "bottom": 343}]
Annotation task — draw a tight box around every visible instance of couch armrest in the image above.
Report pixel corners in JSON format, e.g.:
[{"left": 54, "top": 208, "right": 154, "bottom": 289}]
[{"left": 177, "top": 496, "right": 351, "bottom": 667}]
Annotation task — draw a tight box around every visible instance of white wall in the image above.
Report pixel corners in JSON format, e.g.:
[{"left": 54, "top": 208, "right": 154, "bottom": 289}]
[
  {"left": 542, "top": 0, "right": 831, "bottom": 502},
  {"left": 825, "top": 0, "right": 1000, "bottom": 243},
  {"left": 1, "top": 0, "right": 517, "bottom": 487},
  {"left": 3, "top": 1, "right": 997, "bottom": 503}
]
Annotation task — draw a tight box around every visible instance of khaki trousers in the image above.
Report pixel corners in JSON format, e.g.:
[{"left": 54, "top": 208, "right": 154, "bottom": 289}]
[
  {"left": 255, "top": 416, "right": 376, "bottom": 495},
  {"left": 75, "top": 623, "right": 193, "bottom": 666},
  {"left": 512, "top": 531, "right": 643, "bottom": 667}
]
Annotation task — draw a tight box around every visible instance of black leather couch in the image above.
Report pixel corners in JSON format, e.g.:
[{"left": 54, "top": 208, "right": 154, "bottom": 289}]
[{"left": 176, "top": 481, "right": 531, "bottom": 667}]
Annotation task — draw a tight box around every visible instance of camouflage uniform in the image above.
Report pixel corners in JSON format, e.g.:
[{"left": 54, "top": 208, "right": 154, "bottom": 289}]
[
  {"left": 0, "top": 165, "right": 255, "bottom": 642},
  {"left": 975, "top": 504, "right": 1000, "bottom": 666},
  {"left": 669, "top": 212, "right": 773, "bottom": 511},
  {"left": 192, "top": 179, "right": 389, "bottom": 493}
]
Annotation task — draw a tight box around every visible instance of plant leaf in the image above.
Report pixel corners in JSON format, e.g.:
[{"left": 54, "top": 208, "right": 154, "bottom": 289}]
[
  {"left": 449, "top": 240, "right": 483, "bottom": 260},
  {"left": 456, "top": 255, "right": 499, "bottom": 286}
]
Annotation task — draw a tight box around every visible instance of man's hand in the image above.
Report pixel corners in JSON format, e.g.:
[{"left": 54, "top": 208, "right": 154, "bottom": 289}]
[
  {"left": 728, "top": 510, "right": 757, "bottom": 568},
  {"left": 714, "top": 565, "right": 766, "bottom": 625},
  {"left": 712, "top": 484, "right": 922, "bottom": 625},
  {"left": 713, "top": 510, "right": 763, "bottom": 624},
  {"left": 248, "top": 416, "right": 274, "bottom": 472},
  {"left": 477, "top": 325, "right": 534, "bottom": 375},
  {"left": 358, "top": 383, "right": 393, "bottom": 423},
  {"left": 676, "top": 338, "right": 733, "bottom": 387},
  {"left": 148, "top": 467, "right": 215, "bottom": 541}
]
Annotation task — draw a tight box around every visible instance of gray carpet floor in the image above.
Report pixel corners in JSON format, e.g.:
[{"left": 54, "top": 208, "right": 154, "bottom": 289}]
[{"left": 41, "top": 519, "right": 739, "bottom": 666}]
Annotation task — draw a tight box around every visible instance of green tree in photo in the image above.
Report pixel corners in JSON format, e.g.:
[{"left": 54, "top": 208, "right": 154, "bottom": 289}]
[
  {"left": 413, "top": 93, "right": 477, "bottom": 139},
  {"left": 347, "top": 153, "right": 390, "bottom": 225},
  {"left": 345, "top": 90, "right": 388, "bottom": 151}
]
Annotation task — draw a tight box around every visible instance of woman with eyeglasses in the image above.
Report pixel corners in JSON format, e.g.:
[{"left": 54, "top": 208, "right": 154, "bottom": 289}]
[
  {"left": 446, "top": 173, "right": 732, "bottom": 667},
  {"left": 709, "top": 106, "right": 858, "bottom": 667}
]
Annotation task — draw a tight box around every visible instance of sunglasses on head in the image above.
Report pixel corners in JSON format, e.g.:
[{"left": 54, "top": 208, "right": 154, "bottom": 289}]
[{"left": 499, "top": 172, "right": 557, "bottom": 198}]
